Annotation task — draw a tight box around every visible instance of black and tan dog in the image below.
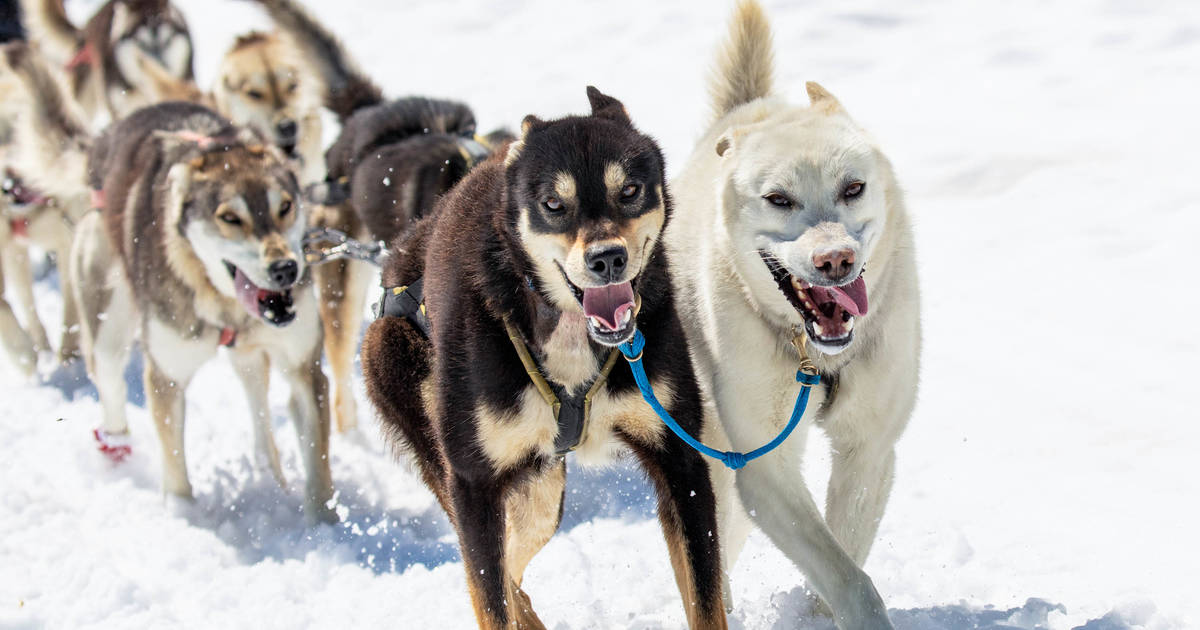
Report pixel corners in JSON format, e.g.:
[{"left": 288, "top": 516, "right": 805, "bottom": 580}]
[
  {"left": 361, "top": 88, "right": 726, "bottom": 629},
  {"left": 21, "top": 0, "right": 194, "bottom": 123},
  {"left": 253, "top": 0, "right": 504, "bottom": 433}
]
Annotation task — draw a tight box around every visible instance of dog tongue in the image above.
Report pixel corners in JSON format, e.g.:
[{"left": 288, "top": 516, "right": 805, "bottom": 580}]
[
  {"left": 582, "top": 281, "right": 635, "bottom": 331},
  {"left": 233, "top": 267, "right": 267, "bottom": 316},
  {"left": 810, "top": 275, "right": 868, "bottom": 317}
]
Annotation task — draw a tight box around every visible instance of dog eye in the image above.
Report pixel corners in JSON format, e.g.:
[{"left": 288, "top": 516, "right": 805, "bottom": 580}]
[
  {"left": 619, "top": 183, "right": 640, "bottom": 201},
  {"left": 246, "top": 89, "right": 264, "bottom": 101},
  {"left": 543, "top": 197, "right": 564, "bottom": 213},
  {"left": 279, "top": 200, "right": 292, "bottom": 217},
  {"left": 219, "top": 213, "right": 243, "bottom": 226},
  {"left": 843, "top": 182, "right": 865, "bottom": 199},
  {"left": 763, "top": 193, "right": 793, "bottom": 208},
  {"left": 286, "top": 83, "right": 298, "bottom": 94}
]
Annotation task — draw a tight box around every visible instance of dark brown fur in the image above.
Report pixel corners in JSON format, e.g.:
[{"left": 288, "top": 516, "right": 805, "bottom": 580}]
[{"left": 362, "top": 89, "right": 726, "bottom": 629}]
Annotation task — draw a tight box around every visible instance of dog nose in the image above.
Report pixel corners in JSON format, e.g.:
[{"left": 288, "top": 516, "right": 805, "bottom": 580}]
[
  {"left": 268, "top": 259, "right": 299, "bottom": 288},
  {"left": 276, "top": 119, "right": 298, "bottom": 139},
  {"left": 812, "top": 247, "right": 856, "bottom": 282},
  {"left": 585, "top": 245, "right": 628, "bottom": 283}
]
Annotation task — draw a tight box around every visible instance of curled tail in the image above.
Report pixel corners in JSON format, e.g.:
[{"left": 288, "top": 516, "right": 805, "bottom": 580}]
[
  {"left": 709, "top": 0, "right": 775, "bottom": 120},
  {"left": 250, "top": 0, "right": 383, "bottom": 121},
  {"left": 17, "top": 0, "right": 80, "bottom": 59},
  {"left": 1, "top": 42, "right": 92, "bottom": 199}
]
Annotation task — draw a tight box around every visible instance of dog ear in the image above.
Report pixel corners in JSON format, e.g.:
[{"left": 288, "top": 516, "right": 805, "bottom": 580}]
[
  {"left": 520, "top": 115, "right": 545, "bottom": 136},
  {"left": 806, "top": 81, "right": 846, "bottom": 115},
  {"left": 586, "top": 86, "right": 632, "bottom": 125},
  {"left": 715, "top": 133, "right": 733, "bottom": 157}
]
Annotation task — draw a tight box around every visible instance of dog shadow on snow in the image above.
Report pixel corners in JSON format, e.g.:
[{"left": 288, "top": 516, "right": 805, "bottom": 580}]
[{"left": 168, "top": 452, "right": 661, "bottom": 575}]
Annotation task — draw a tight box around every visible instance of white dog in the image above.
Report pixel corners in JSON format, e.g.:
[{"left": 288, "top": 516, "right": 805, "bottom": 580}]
[{"left": 667, "top": 2, "right": 921, "bottom": 628}]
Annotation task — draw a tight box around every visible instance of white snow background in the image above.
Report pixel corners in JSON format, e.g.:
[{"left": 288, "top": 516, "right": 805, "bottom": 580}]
[{"left": 2, "top": 0, "right": 1199, "bottom": 628}]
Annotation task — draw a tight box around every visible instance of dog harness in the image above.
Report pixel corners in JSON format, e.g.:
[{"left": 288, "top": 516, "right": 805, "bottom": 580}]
[
  {"left": 375, "top": 280, "right": 619, "bottom": 455},
  {"left": 618, "top": 327, "right": 820, "bottom": 470},
  {"left": 502, "top": 317, "right": 621, "bottom": 455}
]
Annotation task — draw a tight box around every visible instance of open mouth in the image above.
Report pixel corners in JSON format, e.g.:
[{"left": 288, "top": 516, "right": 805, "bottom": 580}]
[
  {"left": 557, "top": 263, "right": 637, "bottom": 346},
  {"left": 223, "top": 261, "right": 296, "bottom": 326},
  {"left": 759, "top": 251, "right": 867, "bottom": 351}
]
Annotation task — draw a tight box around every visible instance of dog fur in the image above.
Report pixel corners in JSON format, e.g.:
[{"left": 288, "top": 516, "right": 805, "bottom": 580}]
[
  {"left": 212, "top": 30, "right": 324, "bottom": 185},
  {"left": 20, "top": 0, "right": 195, "bottom": 124},
  {"left": 360, "top": 88, "right": 727, "bottom": 629},
  {"left": 70, "top": 101, "right": 335, "bottom": 522},
  {"left": 666, "top": 2, "right": 921, "bottom": 628},
  {"left": 0, "top": 41, "right": 94, "bottom": 368},
  {"left": 252, "top": 0, "right": 505, "bottom": 434}
]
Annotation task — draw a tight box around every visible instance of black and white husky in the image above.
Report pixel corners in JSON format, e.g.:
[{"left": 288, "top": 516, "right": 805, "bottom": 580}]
[{"left": 667, "top": 2, "right": 921, "bottom": 628}]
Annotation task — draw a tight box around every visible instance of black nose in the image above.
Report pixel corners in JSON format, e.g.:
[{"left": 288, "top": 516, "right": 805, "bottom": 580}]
[
  {"left": 585, "top": 245, "right": 628, "bottom": 283},
  {"left": 276, "top": 119, "right": 298, "bottom": 139},
  {"left": 268, "top": 259, "right": 299, "bottom": 288}
]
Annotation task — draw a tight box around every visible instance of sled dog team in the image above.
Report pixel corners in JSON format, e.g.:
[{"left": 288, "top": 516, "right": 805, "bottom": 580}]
[{"left": 1, "top": 0, "right": 920, "bottom": 628}]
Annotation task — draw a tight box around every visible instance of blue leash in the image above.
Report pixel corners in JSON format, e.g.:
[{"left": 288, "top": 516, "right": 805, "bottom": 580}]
[{"left": 618, "top": 329, "right": 820, "bottom": 470}]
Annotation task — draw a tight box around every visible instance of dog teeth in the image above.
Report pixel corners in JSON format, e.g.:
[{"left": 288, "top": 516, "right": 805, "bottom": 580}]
[
  {"left": 844, "top": 318, "right": 854, "bottom": 332},
  {"left": 589, "top": 316, "right": 606, "bottom": 330},
  {"left": 620, "top": 309, "right": 632, "bottom": 326},
  {"left": 812, "top": 322, "right": 824, "bottom": 336}
]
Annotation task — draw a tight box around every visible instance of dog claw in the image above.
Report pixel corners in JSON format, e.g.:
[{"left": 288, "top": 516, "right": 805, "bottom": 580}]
[{"left": 94, "top": 428, "right": 132, "bottom": 463}]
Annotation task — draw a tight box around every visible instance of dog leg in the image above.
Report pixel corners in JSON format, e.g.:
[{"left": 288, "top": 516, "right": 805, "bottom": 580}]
[
  {"left": 230, "top": 348, "right": 286, "bottom": 489},
  {"left": 144, "top": 354, "right": 195, "bottom": 499},
  {"left": 314, "top": 256, "right": 369, "bottom": 433},
  {"left": 702, "top": 412, "right": 752, "bottom": 613},
  {"left": 502, "top": 461, "right": 566, "bottom": 630},
  {"left": 1, "top": 238, "right": 51, "bottom": 354},
  {"left": 72, "top": 212, "right": 131, "bottom": 435},
  {"left": 49, "top": 217, "right": 82, "bottom": 364},
  {"left": 733, "top": 450, "right": 890, "bottom": 629},
  {"left": 825, "top": 439, "right": 896, "bottom": 568},
  {"left": 0, "top": 256, "right": 37, "bottom": 376},
  {"left": 281, "top": 347, "right": 336, "bottom": 523},
  {"left": 628, "top": 439, "right": 728, "bottom": 630},
  {"left": 450, "top": 472, "right": 522, "bottom": 630}
]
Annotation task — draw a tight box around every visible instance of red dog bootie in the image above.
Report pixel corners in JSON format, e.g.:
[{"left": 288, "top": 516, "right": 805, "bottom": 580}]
[{"left": 93, "top": 429, "right": 132, "bottom": 463}]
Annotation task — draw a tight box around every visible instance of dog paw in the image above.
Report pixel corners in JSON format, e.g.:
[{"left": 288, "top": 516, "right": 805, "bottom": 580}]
[{"left": 93, "top": 428, "right": 132, "bottom": 463}]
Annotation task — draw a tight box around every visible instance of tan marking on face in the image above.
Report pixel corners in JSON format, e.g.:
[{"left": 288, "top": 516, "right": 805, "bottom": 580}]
[
  {"left": 517, "top": 211, "right": 579, "bottom": 312},
  {"left": 213, "top": 197, "right": 252, "bottom": 238},
  {"left": 476, "top": 387, "right": 557, "bottom": 472},
  {"left": 604, "top": 162, "right": 627, "bottom": 197},
  {"left": 552, "top": 172, "right": 577, "bottom": 204},
  {"left": 260, "top": 232, "right": 293, "bottom": 263}
]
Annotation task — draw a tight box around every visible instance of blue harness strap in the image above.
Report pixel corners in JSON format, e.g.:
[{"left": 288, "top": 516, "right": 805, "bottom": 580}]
[{"left": 618, "top": 329, "right": 820, "bottom": 470}]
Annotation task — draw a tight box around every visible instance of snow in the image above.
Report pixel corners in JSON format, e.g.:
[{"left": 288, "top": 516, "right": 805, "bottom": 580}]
[{"left": 4, "top": 0, "right": 1199, "bottom": 628}]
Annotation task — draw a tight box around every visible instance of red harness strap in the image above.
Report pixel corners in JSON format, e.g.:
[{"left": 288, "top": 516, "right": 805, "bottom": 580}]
[
  {"left": 65, "top": 43, "right": 96, "bottom": 72},
  {"left": 218, "top": 327, "right": 237, "bottom": 348}
]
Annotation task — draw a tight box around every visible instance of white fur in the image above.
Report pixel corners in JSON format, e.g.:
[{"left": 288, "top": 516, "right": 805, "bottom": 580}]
[{"left": 667, "top": 4, "right": 921, "bottom": 628}]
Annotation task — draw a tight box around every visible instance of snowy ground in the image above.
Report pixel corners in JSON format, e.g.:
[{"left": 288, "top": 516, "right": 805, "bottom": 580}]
[{"left": 3, "top": 0, "right": 1199, "bottom": 628}]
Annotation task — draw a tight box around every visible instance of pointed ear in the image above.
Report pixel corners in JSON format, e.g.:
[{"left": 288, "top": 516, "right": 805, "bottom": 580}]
[
  {"left": 520, "top": 114, "right": 544, "bottom": 136},
  {"left": 806, "top": 81, "right": 845, "bottom": 115},
  {"left": 586, "top": 86, "right": 631, "bottom": 125}
]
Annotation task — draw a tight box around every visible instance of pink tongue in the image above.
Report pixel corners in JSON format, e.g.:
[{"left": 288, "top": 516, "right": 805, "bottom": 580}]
[
  {"left": 233, "top": 268, "right": 264, "bottom": 316},
  {"left": 809, "top": 275, "right": 868, "bottom": 317},
  {"left": 581, "top": 281, "right": 635, "bottom": 331}
]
